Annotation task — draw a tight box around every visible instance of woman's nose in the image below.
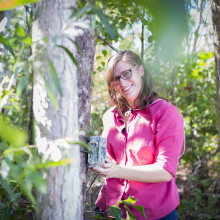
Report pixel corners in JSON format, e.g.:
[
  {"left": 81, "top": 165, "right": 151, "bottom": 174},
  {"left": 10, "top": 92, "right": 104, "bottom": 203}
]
[{"left": 119, "top": 77, "right": 127, "bottom": 85}]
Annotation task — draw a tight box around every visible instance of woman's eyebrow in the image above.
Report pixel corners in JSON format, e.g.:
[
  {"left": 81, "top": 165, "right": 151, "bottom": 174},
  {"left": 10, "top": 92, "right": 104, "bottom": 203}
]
[{"left": 119, "top": 68, "right": 131, "bottom": 75}]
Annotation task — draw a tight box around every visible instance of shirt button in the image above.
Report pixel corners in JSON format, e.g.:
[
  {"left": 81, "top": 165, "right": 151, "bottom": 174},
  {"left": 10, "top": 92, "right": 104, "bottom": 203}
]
[
  {"left": 121, "top": 191, "right": 123, "bottom": 193},
  {"left": 122, "top": 150, "right": 125, "bottom": 153}
]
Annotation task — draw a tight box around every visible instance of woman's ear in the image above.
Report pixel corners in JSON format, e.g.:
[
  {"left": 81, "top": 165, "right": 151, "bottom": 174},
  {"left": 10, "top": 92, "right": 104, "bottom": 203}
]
[{"left": 139, "top": 65, "right": 144, "bottom": 77}]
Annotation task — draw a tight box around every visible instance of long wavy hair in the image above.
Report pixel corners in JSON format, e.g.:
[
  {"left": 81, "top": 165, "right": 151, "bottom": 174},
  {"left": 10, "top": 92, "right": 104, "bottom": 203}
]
[{"left": 106, "top": 50, "right": 160, "bottom": 115}]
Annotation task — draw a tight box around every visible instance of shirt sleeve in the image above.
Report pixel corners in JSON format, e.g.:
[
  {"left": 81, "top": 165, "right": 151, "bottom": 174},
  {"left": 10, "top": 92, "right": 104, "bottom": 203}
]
[{"left": 154, "top": 104, "right": 184, "bottom": 177}]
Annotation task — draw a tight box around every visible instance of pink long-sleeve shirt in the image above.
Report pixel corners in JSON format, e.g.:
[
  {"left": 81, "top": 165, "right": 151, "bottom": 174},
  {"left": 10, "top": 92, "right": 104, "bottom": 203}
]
[{"left": 96, "top": 99, "right": 185, "bottom": 220}]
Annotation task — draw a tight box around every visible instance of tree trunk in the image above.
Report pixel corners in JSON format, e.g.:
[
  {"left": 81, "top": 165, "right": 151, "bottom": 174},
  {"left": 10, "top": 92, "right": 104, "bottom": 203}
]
[
  {"left": 212, "top": 0, "right": 220, "bottom": 148},
  {"left": 76, "top": 8, "right": 95, "bottom": 220},
  {"left": 32, "top": 0, "right": 81, "bottom": 219}
]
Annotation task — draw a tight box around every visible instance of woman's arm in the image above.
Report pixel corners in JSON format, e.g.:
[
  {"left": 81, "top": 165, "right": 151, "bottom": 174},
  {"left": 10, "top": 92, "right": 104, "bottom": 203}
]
[{"left": 91, "top": 158, "right": 173, "bottom": 183}]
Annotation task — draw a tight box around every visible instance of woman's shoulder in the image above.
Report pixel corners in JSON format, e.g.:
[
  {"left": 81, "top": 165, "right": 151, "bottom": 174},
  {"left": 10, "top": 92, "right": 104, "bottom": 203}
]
[
  {"left": 149, "top": 99, "right": 181, "bottom": 119},
  {"left": 102, "top": 106, "right": 116, "bottom": 124},
  {"left": 103, "top": 106, "right": 116, "bottom": 117}
]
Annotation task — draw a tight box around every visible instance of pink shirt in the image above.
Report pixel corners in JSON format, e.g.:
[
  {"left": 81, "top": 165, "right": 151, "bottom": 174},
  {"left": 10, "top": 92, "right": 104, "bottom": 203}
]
[{"left": 96, "top": 99, "right": 185, "bottom": 220}]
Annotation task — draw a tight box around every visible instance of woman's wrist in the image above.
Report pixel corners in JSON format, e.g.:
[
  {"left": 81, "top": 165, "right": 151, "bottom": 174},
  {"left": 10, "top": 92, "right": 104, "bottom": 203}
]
[{"left": 115, "top": 164, "right": 124, "bottom": 179}]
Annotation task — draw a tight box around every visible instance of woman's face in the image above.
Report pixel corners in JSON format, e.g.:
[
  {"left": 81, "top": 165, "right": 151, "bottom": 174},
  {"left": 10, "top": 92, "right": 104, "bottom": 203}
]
[{"left": 113, "top": 60, "right": 144, "bottom": 108}]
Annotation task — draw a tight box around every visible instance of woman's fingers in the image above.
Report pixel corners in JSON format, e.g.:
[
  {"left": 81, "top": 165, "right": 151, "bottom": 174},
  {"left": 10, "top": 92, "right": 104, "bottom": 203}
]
[
  {"left": 101, "top": 163, "right": 111, "bottom": 168},
  {"left": 88, "top": 163, "right": 113, "bottom": 177}
]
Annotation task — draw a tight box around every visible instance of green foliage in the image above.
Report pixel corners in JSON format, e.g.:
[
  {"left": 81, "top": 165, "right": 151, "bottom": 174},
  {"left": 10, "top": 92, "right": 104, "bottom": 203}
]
[
  {"left": 90, "top": 5, "right": 115, "bottom": 40},
  {"left": 89, "top": 196, "right": 147, "bottom": 220}
]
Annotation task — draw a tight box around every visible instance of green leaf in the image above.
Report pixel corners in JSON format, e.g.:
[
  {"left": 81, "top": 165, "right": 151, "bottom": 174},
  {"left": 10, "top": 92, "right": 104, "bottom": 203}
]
[
  {"left": 36, "top": 158, "right": 74, "bottom": 169},
  {"left": 43, "top": 77, "right": 58, "bottom": 109},
  {"left": 78, "top": 0, "right": 83, "bottom": 8},
  {"left": 123, "top": 201, "right": 147, "bottom": 219},
  {"left": 21, "top": 37, "right": 33, "bottom": 46},
  {"left": 0, "top": 203, "right": 7, "bottom": 213},
  {"left": 0, "top": 190, "right": 2, "bottom": 201},
  {"left": 0, "top": 142, "right": 9, "bottom": 151},
  {"left": 67, "top": 37, "right": 82, "bottom": 55},
  {"left": 56, "top": 45, "right": 81, "bottom": 73},
  {"left": 9, "top": 192, "right": 22, "bottom": 203},
  {"left": 122, "top": 203, "right": 136, "bottom": 220},
  {"left": 89, "top": 214, "right": 111, "bottom": 219},
  {"left": 109, "top": 205, "right": 123, "bottom": 220},
  {"left": 26, "top": 172, "right": 47, "bottom": 194},
  {"left": 47, "top": 59, "right": 63, "bottom": 96},
  {"left": 188, "top": 174, "right": 198, "bottom": 181},
  {"left": 0, "top": 176, "right": 12, "bottom": 197},
  {"left": 17, "top": 181, "right": 35, "bottom": 205},
  {"left": 14, "top": 155, "right": 26, "bottom": 164},
  {"left": 90, "top": 5, "right": 115, "bottom": 40},
  {"left": 119, "top": 7, "right": 126, "bottom": 14},
  {"left": 16, "top": 26, "right": 25, "bottom": 37},
  {"left": 192, "top": 188, "right": 201, "bottom": 193},
  {"left": 102, "top": 50, "right": 107, "bottom": 56},
  {"left": 122, "top": 196, "right": 137, "bottom": 205},
  {"left": 0, "top": 116, "right": 27, "bottom": 148},
  {"left": 16, "top": 78, "right": 26, "bottom": 97},
  {"left": 0, "top": 35, "right": 15, "bottom": 57},
  {"left": 13, "top": 62, "right": 24, "bottom": 80},
  {"left": 1, "top": 205, "right": 13, "bottom": 220},
  {"left": 73, "top": 141, "right": 91, "bottom": 152}
]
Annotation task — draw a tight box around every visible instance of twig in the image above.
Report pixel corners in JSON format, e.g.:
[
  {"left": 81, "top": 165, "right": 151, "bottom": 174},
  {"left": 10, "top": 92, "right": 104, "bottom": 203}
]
[
  {"left": 97, "top": 35, "right": 118, "bottom": 52},
  {"left": 2, "top": 185, "right": 18, "bottom": 203},
  {"left": 86, "top": 174, "right": 98, "bottom": 193}
]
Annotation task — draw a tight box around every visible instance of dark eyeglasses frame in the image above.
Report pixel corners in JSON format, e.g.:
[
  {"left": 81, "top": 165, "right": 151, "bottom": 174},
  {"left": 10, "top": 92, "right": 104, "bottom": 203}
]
[{"left": 111, "top": 66, "right": 139, "bottom": 86}]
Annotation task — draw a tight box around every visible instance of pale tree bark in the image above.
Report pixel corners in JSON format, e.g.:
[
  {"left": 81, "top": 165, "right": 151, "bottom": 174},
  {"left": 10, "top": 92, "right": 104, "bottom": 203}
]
[
  {"left": 32, "top": 0, "right": 81, "bottom": 219},
  {"left": 76, "top": 9, "right": 95, "bottom": 220},
  {"left": 212, "top": 0, "right": 220, "bottom": 148}
]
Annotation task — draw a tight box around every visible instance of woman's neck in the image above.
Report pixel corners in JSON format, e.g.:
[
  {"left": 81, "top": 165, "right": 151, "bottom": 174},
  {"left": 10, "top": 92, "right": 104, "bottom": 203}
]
[{"left": 127, "top": 99, "right": 139, "bottom": 109}]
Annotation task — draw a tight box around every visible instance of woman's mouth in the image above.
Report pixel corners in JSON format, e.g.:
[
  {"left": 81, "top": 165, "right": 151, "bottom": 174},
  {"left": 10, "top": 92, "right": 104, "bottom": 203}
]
[{"left": 122, "top": 85, "right": 132, "bottom": 92}]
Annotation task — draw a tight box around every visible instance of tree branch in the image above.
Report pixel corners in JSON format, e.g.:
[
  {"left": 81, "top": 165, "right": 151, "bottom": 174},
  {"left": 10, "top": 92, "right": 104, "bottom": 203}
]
[{"left": 97, "top": 35, "right": 118, "bottom": 52}]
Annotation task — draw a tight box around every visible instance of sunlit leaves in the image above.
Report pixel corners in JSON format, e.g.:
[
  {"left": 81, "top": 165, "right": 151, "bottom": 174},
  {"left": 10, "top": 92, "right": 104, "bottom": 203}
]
[
  {"left": 0, "top": 0, "right": 39, "bottom": 11},
  {"left": 16, "top": 26, "right": 25, "bottom": 37},
  {"left": 112, "top": 196, "right": 147, "bottom": 220},
  {"left": 0, "top": 116, "right": 27, "bottom": 148},
  {"left": 90, "top": 5, "right": 115, "bottom": 40}
]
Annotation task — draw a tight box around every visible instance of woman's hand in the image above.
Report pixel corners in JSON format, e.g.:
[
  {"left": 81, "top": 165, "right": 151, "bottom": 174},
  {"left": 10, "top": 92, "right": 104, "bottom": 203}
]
[{"left": 89, "top": 158, "right": 120, "bottom": 178}]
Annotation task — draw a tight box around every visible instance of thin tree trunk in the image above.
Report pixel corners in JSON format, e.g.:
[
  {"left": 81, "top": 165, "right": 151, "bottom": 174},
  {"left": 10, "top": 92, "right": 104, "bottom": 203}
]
[
  {"left": 32, "top": 0, "right": 81, "bottom": 219},
  {"left": 76, "top": 7, "right": 95, "bottom": 219},
  {"left": 212, "top": 0, "right": 220, "bottom": 149},
  {"left": 0, "top": 11, "right": 4, "bottom": 21}
]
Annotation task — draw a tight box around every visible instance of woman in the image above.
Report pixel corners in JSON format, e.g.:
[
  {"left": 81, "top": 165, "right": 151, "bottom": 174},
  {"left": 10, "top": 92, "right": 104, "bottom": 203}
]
[{"left": 90, "top": 50, "right": 185, "bottom": 220}]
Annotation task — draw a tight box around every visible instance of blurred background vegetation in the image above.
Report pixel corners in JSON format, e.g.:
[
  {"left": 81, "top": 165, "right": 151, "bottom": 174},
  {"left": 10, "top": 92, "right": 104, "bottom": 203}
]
[{"left": 0, "top": 0, "right": 219, "bottom": 219}]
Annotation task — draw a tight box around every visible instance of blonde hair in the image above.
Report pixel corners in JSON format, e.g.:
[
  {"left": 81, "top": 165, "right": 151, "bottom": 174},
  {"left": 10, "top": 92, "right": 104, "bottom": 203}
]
[{"left": 106, "top": 50, "right": 159, "bottom": 115}]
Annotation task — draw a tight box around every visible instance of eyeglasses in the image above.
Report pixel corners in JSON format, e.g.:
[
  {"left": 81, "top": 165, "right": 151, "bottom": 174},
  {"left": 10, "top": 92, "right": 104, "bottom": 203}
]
[{"left": 111, "top": 66, "right": 139, "bottom": 86}]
